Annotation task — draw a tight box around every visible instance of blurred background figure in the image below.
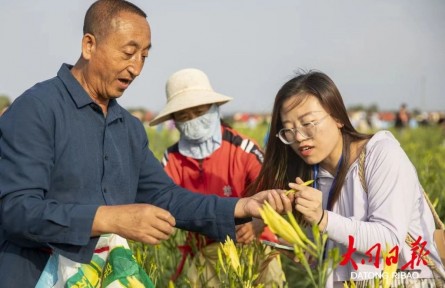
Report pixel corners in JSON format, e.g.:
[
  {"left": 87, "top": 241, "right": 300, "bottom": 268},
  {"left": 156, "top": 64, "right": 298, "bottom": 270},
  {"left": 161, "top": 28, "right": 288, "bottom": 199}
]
[
  {"left": 394, "top": 103, "right": 410, "bottom": 130},
  {"left": 150, "top": 68, "right": 284, "bottom": 287}
]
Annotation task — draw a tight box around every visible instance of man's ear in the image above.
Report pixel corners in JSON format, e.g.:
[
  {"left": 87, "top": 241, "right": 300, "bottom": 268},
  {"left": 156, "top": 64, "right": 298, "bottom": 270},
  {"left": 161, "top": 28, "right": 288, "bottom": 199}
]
[{"left": 81, "top": 33, "right": 96, "bottom": 60}]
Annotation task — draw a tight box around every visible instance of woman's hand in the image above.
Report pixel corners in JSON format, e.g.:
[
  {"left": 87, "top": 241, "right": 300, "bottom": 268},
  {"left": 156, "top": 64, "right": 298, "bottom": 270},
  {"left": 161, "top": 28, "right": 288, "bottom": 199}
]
[
  {"left": 290, "top": 177, "right": 324, "bottom": 225},
  {"left": 236, "top": 222, "right": 256, "bottom": 244}
]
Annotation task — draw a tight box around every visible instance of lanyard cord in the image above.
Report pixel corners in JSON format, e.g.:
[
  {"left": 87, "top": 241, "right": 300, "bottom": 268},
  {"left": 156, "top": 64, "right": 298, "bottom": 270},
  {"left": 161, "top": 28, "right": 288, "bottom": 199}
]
[
  {"left": 312, "top": 154, "right": 343, "bottom": 211},
  {"left": 313, "top": 154, "right": 343, "bottom": 260}
]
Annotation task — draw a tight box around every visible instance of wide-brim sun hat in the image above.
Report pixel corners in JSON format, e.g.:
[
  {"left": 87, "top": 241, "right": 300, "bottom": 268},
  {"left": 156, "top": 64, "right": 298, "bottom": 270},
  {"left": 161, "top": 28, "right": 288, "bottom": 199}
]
[{"left": 149, "top": 68, "right": 233, "bottom": 126}]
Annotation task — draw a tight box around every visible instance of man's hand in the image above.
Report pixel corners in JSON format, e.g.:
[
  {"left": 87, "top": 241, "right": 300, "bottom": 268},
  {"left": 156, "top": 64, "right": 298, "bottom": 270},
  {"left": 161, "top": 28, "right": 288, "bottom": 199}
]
[
  {"left": 234, "top": 189, "right": 291, "bottom": 219},
  {"left": 92, "top": 204, "right": 176, "bottom": 244}
]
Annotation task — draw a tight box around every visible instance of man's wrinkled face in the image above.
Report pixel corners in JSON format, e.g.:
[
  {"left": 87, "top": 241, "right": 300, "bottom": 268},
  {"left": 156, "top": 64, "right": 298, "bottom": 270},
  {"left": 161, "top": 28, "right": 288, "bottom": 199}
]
[{"left": 87, "top": 11, "right": 151, "bottom": 101}]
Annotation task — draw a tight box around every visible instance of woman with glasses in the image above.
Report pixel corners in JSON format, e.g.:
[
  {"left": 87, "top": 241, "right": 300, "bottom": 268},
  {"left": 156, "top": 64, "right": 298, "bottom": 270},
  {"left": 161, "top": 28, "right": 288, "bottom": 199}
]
[{"left": 248, "top": 70, "right": 445, "bottom": 287}]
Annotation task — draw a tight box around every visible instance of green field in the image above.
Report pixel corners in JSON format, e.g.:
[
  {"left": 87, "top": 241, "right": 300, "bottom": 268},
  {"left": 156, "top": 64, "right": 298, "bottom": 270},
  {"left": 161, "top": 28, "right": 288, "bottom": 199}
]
[{"left": 138, "top": 124, "right": 445, "bottom": 287}]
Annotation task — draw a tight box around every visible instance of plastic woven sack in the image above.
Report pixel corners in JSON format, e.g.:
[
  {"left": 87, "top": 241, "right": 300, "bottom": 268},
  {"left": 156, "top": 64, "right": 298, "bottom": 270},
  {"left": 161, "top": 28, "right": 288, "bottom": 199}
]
[{"left": 36, "top": 234, "right": 154, "bottom": 288}]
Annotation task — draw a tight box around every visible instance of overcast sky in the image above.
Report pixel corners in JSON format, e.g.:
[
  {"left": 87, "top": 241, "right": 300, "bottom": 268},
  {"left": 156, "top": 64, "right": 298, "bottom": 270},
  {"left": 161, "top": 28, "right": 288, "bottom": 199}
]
[{"left": 1, "top": 0, "right": 444, "bottom": 114}]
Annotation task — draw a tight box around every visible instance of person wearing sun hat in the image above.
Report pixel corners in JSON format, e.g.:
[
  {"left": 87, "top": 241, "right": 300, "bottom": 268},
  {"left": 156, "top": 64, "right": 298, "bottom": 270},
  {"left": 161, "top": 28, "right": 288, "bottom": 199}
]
[
  {"left": 149, "top": 68, "right": 233, "bottom": 160},
  {"left": 149, "top": 68, "right": 232, "bottom": 127},
  {"left": 150, "top": 68, "right": 285, "bottom": 287}
]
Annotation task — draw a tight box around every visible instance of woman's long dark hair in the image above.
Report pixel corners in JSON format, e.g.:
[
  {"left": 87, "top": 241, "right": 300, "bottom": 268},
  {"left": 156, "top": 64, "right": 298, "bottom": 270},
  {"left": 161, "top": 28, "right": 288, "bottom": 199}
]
[{"left": 247, "top": 70, "right": 372, "bottom": 210}]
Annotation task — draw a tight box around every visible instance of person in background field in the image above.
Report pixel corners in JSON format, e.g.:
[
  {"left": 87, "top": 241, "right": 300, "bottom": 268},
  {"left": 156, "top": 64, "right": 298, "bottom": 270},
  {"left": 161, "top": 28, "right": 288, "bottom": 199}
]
[
  {"left": 394, "top": 103, "right": 410, "bottom": 130},
  {"left": 247, "top": 70, "right": 445, "bottom": 287},
  {"left": 149, "top": 68, "right": 285, "bottom": 287},
  {"left": 0, "top": 1, "right": 292, "bottom": 286}
]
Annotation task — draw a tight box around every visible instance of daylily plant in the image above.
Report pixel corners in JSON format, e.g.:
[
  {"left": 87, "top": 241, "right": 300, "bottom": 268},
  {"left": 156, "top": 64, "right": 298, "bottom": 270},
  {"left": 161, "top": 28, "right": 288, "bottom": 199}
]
[{"left": 259, "top": 201, "right": 341, "bottom": 288}]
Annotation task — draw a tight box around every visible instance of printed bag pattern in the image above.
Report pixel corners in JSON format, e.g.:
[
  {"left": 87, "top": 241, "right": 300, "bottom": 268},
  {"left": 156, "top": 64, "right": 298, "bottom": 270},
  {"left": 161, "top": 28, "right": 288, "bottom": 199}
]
[{"left": 36, "top": 234, "right": 154, "bottom": 288}]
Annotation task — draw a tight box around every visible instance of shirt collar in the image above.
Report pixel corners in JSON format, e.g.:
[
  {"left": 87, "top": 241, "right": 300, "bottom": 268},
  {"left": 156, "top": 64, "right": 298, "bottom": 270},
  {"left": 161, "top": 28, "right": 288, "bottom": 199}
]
[
  {"left": 57, "top": 63, "right": 123, "bottom": 121},
  {"left": 106, "top": 100, "right": 123, "bottom": 123},
  {"left": 58, "top": 63, "right": 93, "bottom": 108}
]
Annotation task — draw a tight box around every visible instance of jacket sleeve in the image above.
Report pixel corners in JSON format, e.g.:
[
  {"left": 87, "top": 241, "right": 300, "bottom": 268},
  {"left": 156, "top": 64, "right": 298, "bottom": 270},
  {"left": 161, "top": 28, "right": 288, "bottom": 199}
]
[
  {"left": 135, "top": 129, "right": 238, "bottom": 242},
  {"left": 241, "top": 138, "right": 264, "bottom": 197},
  {"left": 161, "top": 148, "right": 182, "bottom": 185}
]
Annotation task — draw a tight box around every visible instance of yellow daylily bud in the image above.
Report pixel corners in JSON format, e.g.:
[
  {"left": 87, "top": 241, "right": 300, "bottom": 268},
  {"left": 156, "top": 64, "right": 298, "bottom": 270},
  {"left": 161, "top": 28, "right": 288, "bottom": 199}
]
[
  {"left": 259, "top": 202, "right": 306, "bottom": 248},
  {"left": 382, "top": 243, "right": 398, "bottom": 288},
  {"left": 287, "top": 211, "right": 317, "bottom": 251},
  {"left": 285, "top": 179, "right": 314, "bottom": 195},
  {"left": 220, "top": 236, "right": 241, "bottom": 275},
  {"left": 217, "top": 246, "right": 227, "bottom": 274}
]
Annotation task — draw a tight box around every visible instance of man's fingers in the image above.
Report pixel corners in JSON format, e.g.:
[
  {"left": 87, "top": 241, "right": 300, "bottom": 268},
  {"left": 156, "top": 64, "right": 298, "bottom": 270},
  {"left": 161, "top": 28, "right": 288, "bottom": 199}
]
[
  {"left": 266, "top": 190, "right": 278, "bottom": 209},
  {"left": 268, "top": 190, "right": 286, "bottom": 213},
  {"left": 153, "top": 209, "right": 176, "bottom": 227},
  {"left": 114, "top": 204, "right": 177, "bottom": 244},
  {"left": 264, "top": 189, "right": 294, "bottom": 214},
  {"left": 141, "top": 234, "right": 168, "bottom": 245},
  {"left": 152, "top": 218, "right": 175, "bottom": 235},
  {"left": 282, "top": 193, "right": 293, "bottom": 212}
]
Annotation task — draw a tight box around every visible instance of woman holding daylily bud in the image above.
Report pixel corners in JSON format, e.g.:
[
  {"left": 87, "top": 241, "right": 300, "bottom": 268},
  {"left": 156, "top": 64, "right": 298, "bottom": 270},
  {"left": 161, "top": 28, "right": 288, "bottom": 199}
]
[{"left": 248, "top": 71, "right": 445, "bottom": 287}]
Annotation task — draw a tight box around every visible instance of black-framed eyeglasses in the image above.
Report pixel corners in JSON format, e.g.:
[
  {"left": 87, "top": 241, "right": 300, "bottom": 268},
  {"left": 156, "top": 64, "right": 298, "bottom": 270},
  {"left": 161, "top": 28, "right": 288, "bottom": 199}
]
[{"left": 276, "top": 114, "right": 330, "bottom": 144}]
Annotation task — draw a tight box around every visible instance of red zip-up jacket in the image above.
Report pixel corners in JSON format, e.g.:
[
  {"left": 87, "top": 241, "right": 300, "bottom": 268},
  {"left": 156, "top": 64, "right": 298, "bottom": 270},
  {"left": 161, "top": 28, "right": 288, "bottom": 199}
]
[
  {"left": 162, "top": 125, "right": 276, "bottom": 280},
  {"left": 162, "top": 125, "right": 264, "bottom": 198}
]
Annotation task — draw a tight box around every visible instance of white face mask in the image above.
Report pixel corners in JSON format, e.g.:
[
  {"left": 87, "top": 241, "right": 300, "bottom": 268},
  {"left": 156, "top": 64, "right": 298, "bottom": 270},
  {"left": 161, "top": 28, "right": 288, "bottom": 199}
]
[{"left": 175, "top": 104, "right": 220, "bottom": 142}]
